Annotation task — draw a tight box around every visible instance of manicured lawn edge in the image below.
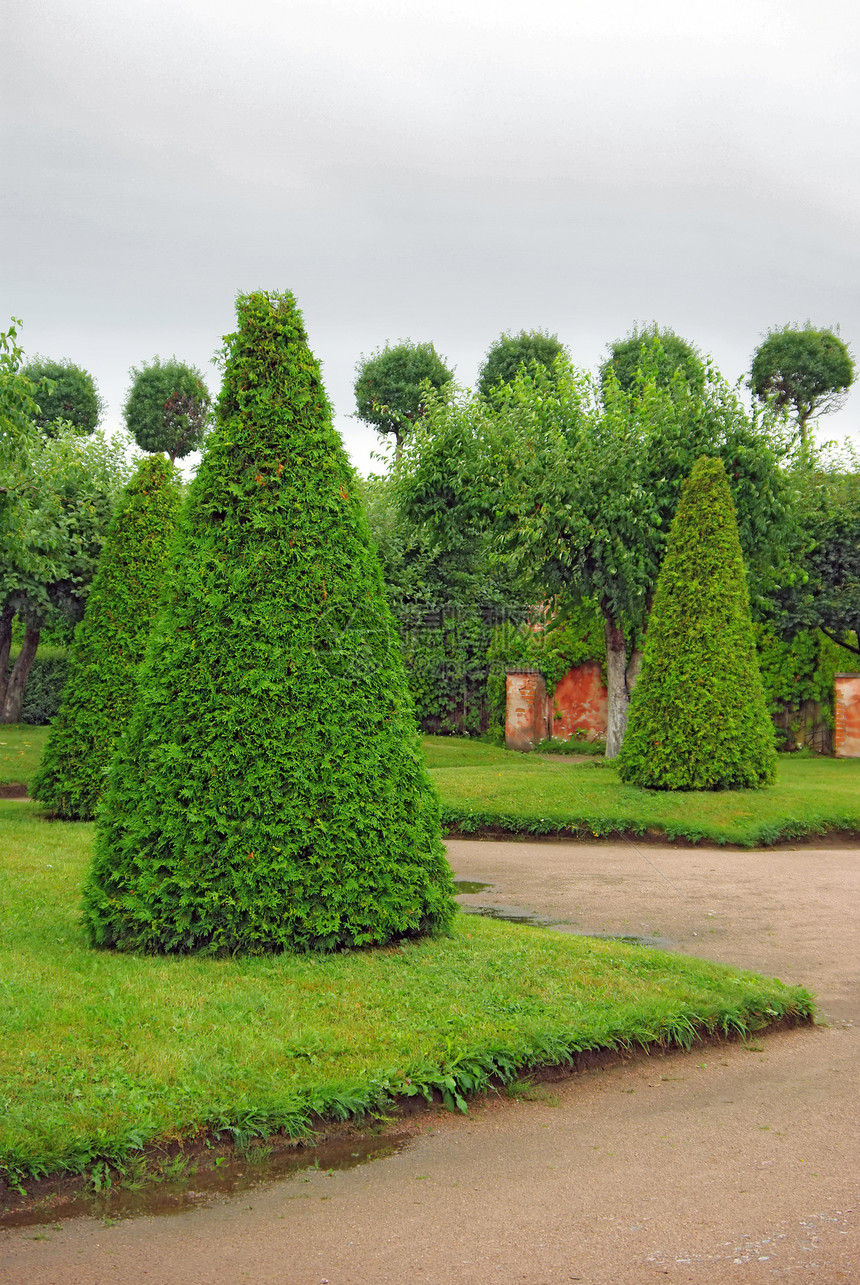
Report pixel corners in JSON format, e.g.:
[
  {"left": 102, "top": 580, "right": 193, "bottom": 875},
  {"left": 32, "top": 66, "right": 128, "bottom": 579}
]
[
  {"left": 441, "top": 807, "right": 860, "bottom": 849},
  {"left": 1, "top": 975, "right": 814, "bottom": 1195}
]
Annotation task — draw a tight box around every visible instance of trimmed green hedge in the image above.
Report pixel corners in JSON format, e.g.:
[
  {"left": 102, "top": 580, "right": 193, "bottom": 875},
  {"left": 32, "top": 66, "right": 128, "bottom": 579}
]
[{"left": 83, "top": 289, "right": 454, "bottom": 955}]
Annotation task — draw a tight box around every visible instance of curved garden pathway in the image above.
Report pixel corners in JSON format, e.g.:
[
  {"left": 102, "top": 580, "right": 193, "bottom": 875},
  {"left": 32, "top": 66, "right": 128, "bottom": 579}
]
[{"left": 2, "top": 836, "right": 858, "bottom": 1283}]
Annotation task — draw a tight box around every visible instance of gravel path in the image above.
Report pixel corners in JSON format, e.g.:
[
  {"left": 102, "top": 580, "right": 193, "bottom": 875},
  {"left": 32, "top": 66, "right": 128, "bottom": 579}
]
[{"left": 2, "top": 836, "right": 858, "bottom": 1284}]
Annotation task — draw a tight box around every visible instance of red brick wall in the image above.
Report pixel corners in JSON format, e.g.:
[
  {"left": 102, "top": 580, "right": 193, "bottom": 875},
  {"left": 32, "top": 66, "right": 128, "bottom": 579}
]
[
  {"left": 505, "top": 670, "right": 549, "bottom": 751},
  {"left": 550, "top": 660, "right": 608, "bottom": 741},
  {"left": 834, "top": 674, "right": 860, "bottom": 758}
]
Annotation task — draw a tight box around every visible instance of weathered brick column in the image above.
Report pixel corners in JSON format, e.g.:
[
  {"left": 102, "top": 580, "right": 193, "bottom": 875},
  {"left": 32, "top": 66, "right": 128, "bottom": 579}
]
[
  {"left": 505, "top": 668, "right": 548, "bottom": 751},
  {"left": 834, "top": 673, "right": 860, "bottom": 758}
]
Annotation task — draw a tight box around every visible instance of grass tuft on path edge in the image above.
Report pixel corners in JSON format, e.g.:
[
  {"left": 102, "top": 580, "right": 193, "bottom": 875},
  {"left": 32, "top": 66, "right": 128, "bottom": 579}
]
[{"left": 1, "top": 804, "right": 813, "bottom": 1190}]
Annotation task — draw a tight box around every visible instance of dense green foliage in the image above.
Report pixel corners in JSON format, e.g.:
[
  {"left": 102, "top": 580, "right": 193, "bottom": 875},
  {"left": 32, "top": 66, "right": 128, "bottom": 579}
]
[
  {"left": 32, "top": 457, "right": 181, "bottom": 819},
  {"left": 749, "top": 326, "right": 854, "bottom": 451},
  {"left": 619, "top": 458, "right": 777, "bottom": 790},
  {"left": 11, "top": 649, "right": 70, "bottom": 725},
  {"left": 477, "top": 329, "right": 563, "bottom": 399},
  {"left": 361, "top": 469, "right": 526, "bottom": 733},
  {"left": 0, "top": 320, "right": 39, "bottom": 474},
  {"left": 1, "top": 428, "right": 132, "bottom": 723},
  {"left": 600, "top": 325, "right": 705, "bottom": 396},
  {"left": 354, "top": 341, "right": 453, "bottom": 453},
  {"left": 123, "top": 356, "right": 211, "bottom": 461},
  {"left": 769, "top": 456, "right": 860, "bottom": 660},
  {"left": 755, "top": 626, "right": 845, "bottom": 751},
  {"left": 84, "top": 290, "right": 454, "bottom": 954},
  {"left": 22, "top": 357, "right": 105, "bottom": 435}
]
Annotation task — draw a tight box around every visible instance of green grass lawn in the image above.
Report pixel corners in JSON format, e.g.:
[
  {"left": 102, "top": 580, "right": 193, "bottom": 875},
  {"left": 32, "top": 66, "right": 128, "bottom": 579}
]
[
  {"left": 0, "top": 799, "right": 813, "bottom": 1188},
  {"left": 1, "top": 727, "right": 857, "bottom": 845},
  {"left": 424, "top": 737, "right": 860, "bottom": 847},
  {"left": 0, "top": 726, "right": 48, "bottom": 790}
]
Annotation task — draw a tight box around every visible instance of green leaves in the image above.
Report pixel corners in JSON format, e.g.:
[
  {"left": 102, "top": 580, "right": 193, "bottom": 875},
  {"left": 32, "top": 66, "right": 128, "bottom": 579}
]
[{"left": 0, "top": 320, "right": 40, "bottom": 472}]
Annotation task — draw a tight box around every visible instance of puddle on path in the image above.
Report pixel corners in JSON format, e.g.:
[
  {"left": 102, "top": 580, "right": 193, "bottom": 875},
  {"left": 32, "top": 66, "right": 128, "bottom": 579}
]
[
  {"left": 460, "top": 902, "right": 559, "bottom": 927},
  {"left": 454, "top": 886, "right": 670, "bottom": 948},
  {"left": 452, "top": 879, "right": 493, "bottom": 895},
  {"left": 1, "top": 1131, "right": 412, "bottom": 1231}
]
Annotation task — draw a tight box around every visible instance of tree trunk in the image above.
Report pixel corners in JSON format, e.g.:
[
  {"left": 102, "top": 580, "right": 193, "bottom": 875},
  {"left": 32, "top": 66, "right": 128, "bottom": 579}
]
[
  {"left": 603, "top": 609, "right": 629, "bottom": 759},
  {"left": 625, "top": 647, "right": 644, "bottom": 695},
  {"left": 1, "top": 621, "right": 41, "bottom": 724},
  {"left": 0, "top": 602, "right": 14, "bottom": 712}
]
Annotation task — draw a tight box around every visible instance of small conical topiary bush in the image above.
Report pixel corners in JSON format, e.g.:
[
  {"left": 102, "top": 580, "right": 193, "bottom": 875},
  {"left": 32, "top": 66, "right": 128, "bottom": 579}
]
[
  {"left": 32, "top": 455, "right": 181, "bottom": 819},
  {"left": 82, "top": 290, "right": 454, "bottom": 954},
  {"left": 618, "top": 455, "right": 776, "bottom": 790}
]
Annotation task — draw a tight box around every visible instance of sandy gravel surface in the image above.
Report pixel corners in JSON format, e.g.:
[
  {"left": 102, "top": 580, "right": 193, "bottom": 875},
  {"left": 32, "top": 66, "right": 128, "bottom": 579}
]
[{"left": 2, "top": 836, "right": 858, "bottom": 1284}]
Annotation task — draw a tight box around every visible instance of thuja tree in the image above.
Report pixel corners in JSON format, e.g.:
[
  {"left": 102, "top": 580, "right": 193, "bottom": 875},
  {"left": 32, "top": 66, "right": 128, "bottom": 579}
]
[
  {"left": 618, "top": 456, "right": 776, "bottom": 790},
  {"left": 83, "top": 289, "right": 454, "bottom": 954},
  {"left": 31, "top": 455, "right": 181, "bottom": 819}
]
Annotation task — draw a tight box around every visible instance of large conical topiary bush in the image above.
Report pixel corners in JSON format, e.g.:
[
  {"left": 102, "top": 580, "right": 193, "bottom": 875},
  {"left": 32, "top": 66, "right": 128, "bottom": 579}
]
[
  {"left": 618, "top": 456, "right": 776, "bottom": 790},
  {"left": 32, "top": 455, "right": 181, "bottom": 819},
  {"left": 82, "top": 290, "right": 454, "bottom": 954}
]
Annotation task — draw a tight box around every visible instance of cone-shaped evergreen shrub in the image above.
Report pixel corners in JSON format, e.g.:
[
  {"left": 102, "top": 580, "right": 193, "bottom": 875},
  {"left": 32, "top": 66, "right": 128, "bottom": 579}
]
[
  {"left": 83, "top": 290, "right": 454, "bottom": 954},
  {"left": 618, "top": 456, "right": 777, "bottom": 791},
  {"left": 32, "top": 455, "right": 181, "bottom": 819}
]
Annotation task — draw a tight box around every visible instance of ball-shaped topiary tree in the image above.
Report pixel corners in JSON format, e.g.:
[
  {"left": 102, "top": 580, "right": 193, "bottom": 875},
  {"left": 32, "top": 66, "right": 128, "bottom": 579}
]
[
  {"left": 23, "top": 357, "right": 105, "bottom": 435},
  {"left": 618, "top": 456, "right": 776, "bottom": 790},
  {"left": 31, "top": 454, "right": 182, "bottom": 819},
  {"left": 83, "top": 289, "right": 455, "bottom": 954},
  {"left": 477, "top": 330, "right": 563, "bottom": 400},
  {"left": 123, "top": 357, "right": 211, "bottom": 462},
  {"left": 353, "top": 340, "right": 453, "bottom": 455},
  {"left": 749, "top": 325, "right": 854, "bottom": 454}
]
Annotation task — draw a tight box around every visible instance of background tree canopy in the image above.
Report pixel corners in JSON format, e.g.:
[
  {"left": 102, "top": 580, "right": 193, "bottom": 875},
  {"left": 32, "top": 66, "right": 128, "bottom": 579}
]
[
  {"left": 397, "top": 345, "right": 797, "bottom": 756},
  {"left": 749, "top": 325, "right": 854, "bottom": 453},
  {"left": 0, "top": 427, "right": 131, "bottom": 721},
  {"left": 477, "top": 330, "right": 564, "bottom": 399},
  {"left": 770, "top": 450, "right": 860, "bottom": 658},
  {"left": 0, "top": 320, "right": 39, "bottom": 475},
  {"left": 22, "top": 357, "right": 105, "bottom": 436},
  {"left": 123, "top": 357, "right": 212, "bottom": 461},
  {"left": 354, "top": 341, "right": 453, "bottom": 455}
]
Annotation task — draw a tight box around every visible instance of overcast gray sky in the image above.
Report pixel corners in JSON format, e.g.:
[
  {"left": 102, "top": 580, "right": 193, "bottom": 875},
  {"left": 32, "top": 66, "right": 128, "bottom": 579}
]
[{"left": 4, "top": 0, "right": 859, "bottom": 472}]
